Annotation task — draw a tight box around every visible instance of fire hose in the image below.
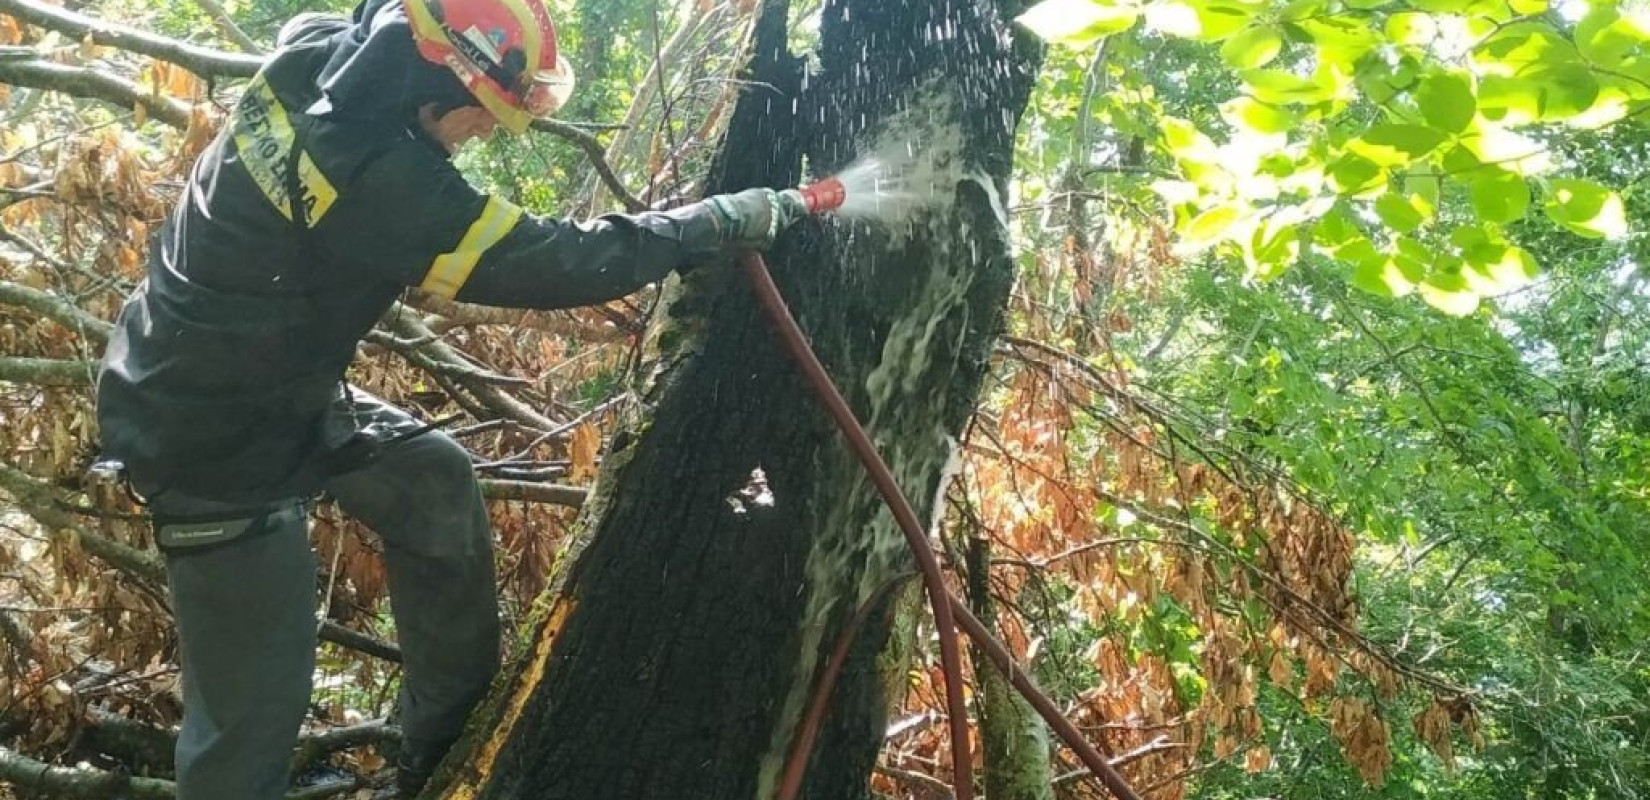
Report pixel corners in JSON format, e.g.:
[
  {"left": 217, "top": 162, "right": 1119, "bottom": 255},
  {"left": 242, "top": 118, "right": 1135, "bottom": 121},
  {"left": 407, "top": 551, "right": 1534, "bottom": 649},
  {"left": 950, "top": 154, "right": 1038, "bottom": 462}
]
[{"left": 739, "top": 209, "right": 1145, "bottom": 800}]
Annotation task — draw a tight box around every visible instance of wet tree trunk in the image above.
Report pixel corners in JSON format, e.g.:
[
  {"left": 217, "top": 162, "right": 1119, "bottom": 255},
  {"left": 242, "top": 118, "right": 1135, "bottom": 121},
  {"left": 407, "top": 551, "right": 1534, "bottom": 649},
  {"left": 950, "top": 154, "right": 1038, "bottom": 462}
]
[{"left": 435, "top": 1, "right": 1040, "bottom": 798}]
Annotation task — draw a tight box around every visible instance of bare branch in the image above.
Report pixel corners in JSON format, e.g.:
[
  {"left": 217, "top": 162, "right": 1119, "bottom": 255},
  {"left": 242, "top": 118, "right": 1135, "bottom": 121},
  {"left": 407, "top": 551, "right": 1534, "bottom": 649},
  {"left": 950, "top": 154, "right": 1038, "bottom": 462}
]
[
  {"left": 0, "top": 355, "right": 96, "bottom": 386},
  {"left": 0, "top": 743, "right": 175, "bottom": 800},
  {"left": 478, "top": 478, "right": 587, "bottom": 508},
  {"left": 0, "top": 280, "right": 114, "bottom": 343},
  {"left": 317, "top": 620, "right": 402, "bottom": 663},
  {"left": 530, "top": 117, "right": 647, "bottom": 213},
  {"left": 407, "top": 290, "right": 635, "bottom": 341},
  {"left": 0, "top": 0, "right": 262, "bottom": 78},
  {"left": 362, "top": 329, "right": 532, "bottom": 386},
  {"left": 0, "top": 56, "right": 191, "bottom": 129},
  {"left": 188, "top": 0, "right": 263, "bottom": 56},
  {"left": 380, "top": 311, "right": 560, "bottom": 432}
]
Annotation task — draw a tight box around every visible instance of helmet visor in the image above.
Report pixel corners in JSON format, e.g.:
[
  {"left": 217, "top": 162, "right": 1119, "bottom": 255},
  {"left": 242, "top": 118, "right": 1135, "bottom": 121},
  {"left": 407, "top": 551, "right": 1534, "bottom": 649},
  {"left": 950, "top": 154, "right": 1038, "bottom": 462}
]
[{"left": 523, "top": 56, "right": 576, "bottom": 119}]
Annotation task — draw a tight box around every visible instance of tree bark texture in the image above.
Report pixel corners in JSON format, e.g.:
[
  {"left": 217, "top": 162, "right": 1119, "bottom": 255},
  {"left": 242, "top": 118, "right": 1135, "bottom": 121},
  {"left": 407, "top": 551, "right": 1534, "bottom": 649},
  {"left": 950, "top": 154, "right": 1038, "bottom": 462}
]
[
  {"left": 967, "top": 536, "right": 1055, "bottom": 800},
  {"left": 434, "top": 1, "right": 1039, "bottom": 799}
]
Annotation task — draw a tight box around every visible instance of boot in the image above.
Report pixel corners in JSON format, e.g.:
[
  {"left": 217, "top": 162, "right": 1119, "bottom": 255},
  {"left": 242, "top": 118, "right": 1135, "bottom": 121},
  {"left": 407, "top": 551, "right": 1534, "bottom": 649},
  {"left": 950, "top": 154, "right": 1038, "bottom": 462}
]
[{"left": 395, "top": 737, "right": 457, "bottom": 798}]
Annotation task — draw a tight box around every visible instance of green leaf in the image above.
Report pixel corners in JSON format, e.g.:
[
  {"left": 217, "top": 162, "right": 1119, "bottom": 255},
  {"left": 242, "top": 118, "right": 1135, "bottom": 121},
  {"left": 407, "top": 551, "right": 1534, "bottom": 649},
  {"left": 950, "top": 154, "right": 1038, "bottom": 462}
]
[
  {"left": 1470, "top": 170, "right": 1530, "bottom": 223},
  {"left": 1419, "top": 270, "right": 1482, "bottom": 315},
  {"left": 1478, "top": 74, "right": 1541, "bottom": 123},
  {"left": 1221, "top": 25, "right": 1284, "bottom": 69},
  {"left": 1146, "top": 0, "right": 1256, "bottom": 40},
  {"left": 1328, "top": 154, "right": 1384, "bottom": 195},
  {"left": 1241, "top": 68, "right": 1334, "bottom": 104},
  {"left": 1182, "top": 204, "right": 1244, "bottom": 248},
  {"left": 1347, "top": 124, "right": 1448, "bottom": 166},
  {"left": 1245, "top": 214, "right": 1301, "bottom": 280},
  {"left": 1476, "top": 23, "right": 1579, "bottom": 71},
  {"left": 1295, "top": 17, "right": 1379, "bottom": 65},
  {"left": 1375, "top": 192, "right": 1426, "bottom": 232},
  {"left": 1386, "top": 12, "right": 1436, "bottom": 45},
  {"left": 1015, "top": 0, "right": 1140, "bottom": 47},
  {"left": 1529, "top": 62, "right": 1601, "bottom": 120},
  {"left": 1577, "top": 7, "right": 1639, "bottom": 67},
  {"left": 1463, "top": 243, "right": 1539, "bottom": 294},
  {"left": 1222, "top": 97, "right": 1297, "bottom": 133},
  {"left": 1352, "top": 256, "right": 1418, "bottom": 297},
  {"left": 1416, "top": 72, "right": 1476, "bottom": 133},
  {"left": 1409, "top": 0, "right": 1470, "bottom": 11},
  {"left": 1461, "top": 125, "right": 1550, "bottom": 175},
  {"left": 1543, "top": 178, "right": 1628, "bottom": 239}
]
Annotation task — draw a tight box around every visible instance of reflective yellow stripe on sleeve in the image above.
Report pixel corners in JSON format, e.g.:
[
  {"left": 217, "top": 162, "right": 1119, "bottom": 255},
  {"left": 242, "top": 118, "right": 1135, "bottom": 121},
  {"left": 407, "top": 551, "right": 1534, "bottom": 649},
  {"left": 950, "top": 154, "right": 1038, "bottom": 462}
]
[{"left": 419, "top": 197, "right": 523, "bottom": 299}]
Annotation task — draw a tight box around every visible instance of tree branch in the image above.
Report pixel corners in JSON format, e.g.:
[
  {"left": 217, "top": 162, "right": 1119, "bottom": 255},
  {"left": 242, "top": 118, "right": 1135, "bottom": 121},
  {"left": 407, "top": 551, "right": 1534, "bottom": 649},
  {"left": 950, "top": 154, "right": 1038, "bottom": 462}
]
[
  {"left": 317, "top": 620, "right": 402, "bottom": 663},
  {"left": 407, "top": 290, "right": 635, "bottom": 341},
  {"left": 0, "top": 56, "right": 191, "bottom": 129},
  {"left": 0, "top": 280, "right": 113, "bottom": 343},
  {"left": 362, "top": 329, "right": 532, "bottom": 386},
  {"left": 0, "top": 0, "right": 263, "bottom": 78},
  {"left": 477, "top": 478, "right": 587, "bottom": 508},
  {"left": 290, "top": 720, "right": 401, "bottom": 778},
  {"left": 0, "top": 743, "right": 175, "bottom": 800},
  {"left": 0, "top": 355, "right": 96, "bottom": 386},
  {"left": 531, "top": 118, "right": 647, "bottom": 213},
  {"left": 188, "top": 0, "right": 263, "bottom": 56},
  {"left": 379, "top": 312, "right": 559, "bottom": 431}
]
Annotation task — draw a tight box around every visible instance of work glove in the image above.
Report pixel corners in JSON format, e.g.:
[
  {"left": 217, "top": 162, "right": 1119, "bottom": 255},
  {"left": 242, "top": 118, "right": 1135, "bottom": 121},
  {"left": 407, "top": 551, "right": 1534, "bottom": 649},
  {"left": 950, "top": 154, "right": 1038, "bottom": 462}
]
[{"left": 704, "top": 188, "right": 808, "bottom": 249}]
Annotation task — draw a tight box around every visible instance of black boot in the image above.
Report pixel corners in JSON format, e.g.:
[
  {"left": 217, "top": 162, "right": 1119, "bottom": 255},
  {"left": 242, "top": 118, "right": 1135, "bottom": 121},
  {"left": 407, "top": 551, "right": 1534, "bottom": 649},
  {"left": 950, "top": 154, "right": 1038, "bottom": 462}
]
[{"left": 395, "top": 737, "right": 456, "bottom": 798}]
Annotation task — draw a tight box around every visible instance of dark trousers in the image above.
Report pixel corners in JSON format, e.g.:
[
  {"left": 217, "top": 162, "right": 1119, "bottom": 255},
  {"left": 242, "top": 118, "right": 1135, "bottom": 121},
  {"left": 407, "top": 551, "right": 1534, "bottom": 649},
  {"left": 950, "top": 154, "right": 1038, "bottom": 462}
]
[{"left": 156, "top": 391, "right": 500, "bottom": 800}]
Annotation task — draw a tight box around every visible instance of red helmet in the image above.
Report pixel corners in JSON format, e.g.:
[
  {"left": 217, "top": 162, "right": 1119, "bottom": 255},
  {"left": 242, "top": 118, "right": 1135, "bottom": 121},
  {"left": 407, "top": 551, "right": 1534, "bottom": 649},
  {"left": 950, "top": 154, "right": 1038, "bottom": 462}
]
[{"left": 406, "top": 0, "right": 575, "bottom": 134}]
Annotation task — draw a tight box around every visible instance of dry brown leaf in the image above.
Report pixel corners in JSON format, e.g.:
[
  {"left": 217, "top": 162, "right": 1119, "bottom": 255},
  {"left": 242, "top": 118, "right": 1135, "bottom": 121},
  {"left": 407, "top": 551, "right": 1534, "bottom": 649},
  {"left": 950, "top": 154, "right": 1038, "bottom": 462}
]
[
  {"left": 569, "top": 422, "right": 600, "bottom": 483},
  {"left": 0, "top": 14, "right": 23, "bottom": 46},
  {"left": 1244, "top": 744, "right": 1273, "bottom": 773}
]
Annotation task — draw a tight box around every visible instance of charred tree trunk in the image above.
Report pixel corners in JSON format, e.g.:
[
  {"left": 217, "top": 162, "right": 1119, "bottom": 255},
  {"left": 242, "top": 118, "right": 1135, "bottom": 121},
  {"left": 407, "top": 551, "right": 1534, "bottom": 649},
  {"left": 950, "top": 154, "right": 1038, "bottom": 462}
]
[{"left": 435, "top": 1, "right": 1039, "bottom": 798}]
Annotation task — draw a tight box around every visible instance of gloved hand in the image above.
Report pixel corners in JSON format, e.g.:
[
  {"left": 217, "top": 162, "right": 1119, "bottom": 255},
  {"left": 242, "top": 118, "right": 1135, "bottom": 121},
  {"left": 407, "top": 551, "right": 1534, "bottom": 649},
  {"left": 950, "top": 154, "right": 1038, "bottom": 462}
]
[{"left": 704, "top": 188, "right": 808, "bottom": 249}]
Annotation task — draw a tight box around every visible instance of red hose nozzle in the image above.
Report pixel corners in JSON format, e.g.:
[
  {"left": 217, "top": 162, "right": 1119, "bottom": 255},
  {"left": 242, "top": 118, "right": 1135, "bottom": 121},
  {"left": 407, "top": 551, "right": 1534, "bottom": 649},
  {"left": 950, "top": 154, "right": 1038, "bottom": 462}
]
[{"left": 796, "top": 177, "right": 846, "bottom": 214}]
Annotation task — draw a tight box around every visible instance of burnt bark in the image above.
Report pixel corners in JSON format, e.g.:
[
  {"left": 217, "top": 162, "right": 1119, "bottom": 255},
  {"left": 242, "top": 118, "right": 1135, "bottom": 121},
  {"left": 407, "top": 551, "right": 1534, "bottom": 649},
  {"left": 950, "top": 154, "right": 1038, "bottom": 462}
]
[{"left": 436, "top": 1, "right": 1040, "bottom": 798}]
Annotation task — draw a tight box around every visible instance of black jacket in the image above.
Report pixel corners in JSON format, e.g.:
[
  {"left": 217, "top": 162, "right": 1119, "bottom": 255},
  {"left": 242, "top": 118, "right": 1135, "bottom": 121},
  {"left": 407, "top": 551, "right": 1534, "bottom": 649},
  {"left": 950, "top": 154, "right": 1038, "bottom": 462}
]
[{"left": 96, "top": 6, "right": 719, "bottom": 505}]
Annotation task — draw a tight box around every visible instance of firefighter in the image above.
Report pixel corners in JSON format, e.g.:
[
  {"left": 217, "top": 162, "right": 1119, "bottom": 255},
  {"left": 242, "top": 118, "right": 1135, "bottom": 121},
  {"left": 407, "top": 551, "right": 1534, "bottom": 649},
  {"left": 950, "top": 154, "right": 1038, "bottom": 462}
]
[{"left": 94, "top": 0, "right": 803, "bottom": 796}]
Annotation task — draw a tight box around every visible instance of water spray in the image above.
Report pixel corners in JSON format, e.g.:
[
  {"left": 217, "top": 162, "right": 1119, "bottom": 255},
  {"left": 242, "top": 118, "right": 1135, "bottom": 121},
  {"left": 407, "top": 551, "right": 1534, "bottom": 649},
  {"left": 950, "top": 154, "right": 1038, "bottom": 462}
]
[{"left": 748, "top": 153, "right": 1144, "bottom": 800}]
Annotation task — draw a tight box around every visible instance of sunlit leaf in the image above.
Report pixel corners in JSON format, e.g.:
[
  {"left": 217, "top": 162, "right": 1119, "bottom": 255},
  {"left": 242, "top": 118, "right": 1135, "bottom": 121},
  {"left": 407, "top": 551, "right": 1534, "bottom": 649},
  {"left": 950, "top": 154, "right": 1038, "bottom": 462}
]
[
  {"left": 1470, "top": 169, "right": 1530, "bottom": 223},
  {"left": 1329, "top": 154, "right": 1384, "bottom": 195},
  {"left": 1477, "top": 74, "right": 1540, "bottom": 124},
  {"left": 1416, "top": 72, "right": 1476, "bottom": 133},
  {"left": 1295, "top": 17, "right": 1379, "bottom": 65},
  {"left": 1147, "top": 0, "right": 1257, "bottom": 40},
  {"left": 1543, "top": 178, "right": 1628, "bottom": 239},
  {"left": 1375, "top": 192, "right": 1427, "bottom": 232},
  {"left": 1463, "top": 243, "right": 1539, "bottom": 294},
  {"left": 1242, "top": 68, "right": 1334, "bottom": 104},
  {"left": 1182, "top": 204, "right": 1245, "bottom": 250},
  {"left": 1222, "top": 96, "right": 1297, "bottom": 133},
  {"left": 1461, "top": 125, "right": 1551, "bottom": 175},
  {"left": 1474, "top": 23, "right": 1579, "bottom": 75},
  {"left": 1385, "top": 12, "right": 1436, "bottom": 45},
  {"left": 1418, "top": 270, "right": 1481, "bottom": 315},
  {"left": 1576, "top": 7, "right": 1639, "bottom": 67},
  {"left": 1221, "top": 25, "right": 1284, "bottom": 69},
  {"left": 1352, "top": 256, "right": 1417, "bottom": 297},
  {"left": 1016, "top": 0, "right": 1140, "bottom": 47},
  {"left": 1347, "top": 124, "right": 1447, "bottom": 166},
  {"left": 1528, "top": 62, "right": 1601, "bottom": 121}
]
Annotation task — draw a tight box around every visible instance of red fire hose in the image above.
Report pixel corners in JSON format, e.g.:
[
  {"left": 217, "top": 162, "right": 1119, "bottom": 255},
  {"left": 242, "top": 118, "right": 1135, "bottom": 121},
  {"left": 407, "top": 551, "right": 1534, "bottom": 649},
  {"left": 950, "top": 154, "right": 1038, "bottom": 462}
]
[{"left": 739, "top": 250, "right": 1144, "bottom": 800}]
